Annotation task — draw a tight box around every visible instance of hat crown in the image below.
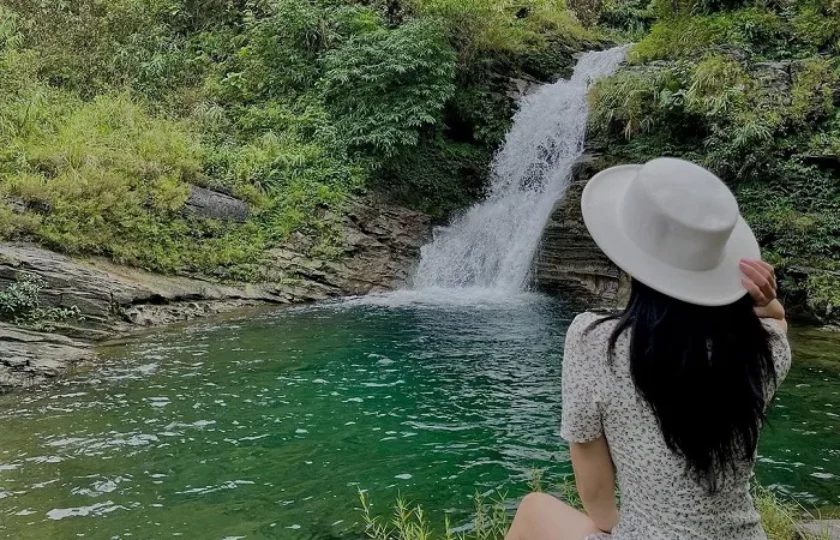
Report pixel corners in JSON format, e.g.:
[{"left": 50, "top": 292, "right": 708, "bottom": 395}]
[{"left": 619, "top": 158, "right": 739, "bottom": 272}]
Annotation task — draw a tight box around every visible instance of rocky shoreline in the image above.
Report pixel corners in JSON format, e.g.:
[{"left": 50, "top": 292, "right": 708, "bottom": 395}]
[{"left": 0, "top": 196, "right": 432, "bottom": 391}]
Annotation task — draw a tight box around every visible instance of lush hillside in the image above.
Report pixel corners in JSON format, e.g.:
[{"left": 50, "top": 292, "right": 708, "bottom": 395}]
[
  {"left": 588, "top": 0, "right": 840, "bottom": 322},
  {"left": 0, "top": 0, "right": 597, "bottom": 278},
  {"left": 2, "top": 0, "right": 835, "bottom": 321}
]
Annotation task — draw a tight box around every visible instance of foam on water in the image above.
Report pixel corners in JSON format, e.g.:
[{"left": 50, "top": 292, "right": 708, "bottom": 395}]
[{"left": 412, "top": 46, "right": 628, "bottom": 295}]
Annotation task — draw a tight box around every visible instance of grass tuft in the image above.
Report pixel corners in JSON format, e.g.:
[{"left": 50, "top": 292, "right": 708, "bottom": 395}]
[{"left": 359, "top": 479, "right": 830, "bottom": 540}]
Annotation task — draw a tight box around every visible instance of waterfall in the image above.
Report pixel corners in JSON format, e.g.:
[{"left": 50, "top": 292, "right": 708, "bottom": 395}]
[{"left": 412, "top": 46, "right": 627, "bottom": 294}]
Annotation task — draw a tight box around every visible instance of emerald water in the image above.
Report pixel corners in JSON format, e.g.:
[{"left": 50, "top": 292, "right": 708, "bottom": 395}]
[{"left": 0, "top": 293, "right": 838, "bottom": 539}]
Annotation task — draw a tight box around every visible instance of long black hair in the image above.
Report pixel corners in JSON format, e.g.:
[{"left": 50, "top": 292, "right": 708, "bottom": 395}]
[{"left": 594, "top": 279, "right": 777, "bottom": 492}]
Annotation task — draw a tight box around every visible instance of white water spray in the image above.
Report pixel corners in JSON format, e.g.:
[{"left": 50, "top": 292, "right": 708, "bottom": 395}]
[{"left": 412, "top": 47, "right": 627, "bottom": 293}]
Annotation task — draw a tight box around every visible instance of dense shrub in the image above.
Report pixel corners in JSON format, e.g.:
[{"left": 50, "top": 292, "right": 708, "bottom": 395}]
[
  {"left": 372, "top": 133, "right": 491, "bottom": 215},
  {"left": 323, "top": 19, "right": 457, "bottom": 154},
  {"left": 597, "top": 0, "right": 656, "bottom": 38},
  {"left": 2, "top": 0, "right": 202, "bottom": 100},
  {"left": 0, "top": 86, "right": 264, "bottom": 274},
  {"left": 411, "top": 0, "right": 592, "bottom": 60},
  {"left": 630, "top": 1, "right": 839, "bottom": 63}
]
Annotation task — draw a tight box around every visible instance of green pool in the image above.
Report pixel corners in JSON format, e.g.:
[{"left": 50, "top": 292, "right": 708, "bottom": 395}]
[{"left": 0, "top": 292, "right": 837, "bottom": 539}]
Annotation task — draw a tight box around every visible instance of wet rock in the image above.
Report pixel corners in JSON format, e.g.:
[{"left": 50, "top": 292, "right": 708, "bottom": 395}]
[
  {"left": 0, "top": 244, "right": 143, "bottom": 327},
  {"left": 3, "top": 196, "right": 26, "bottom": 214},
  {"left": 123, "top": 299, "right": 264, "bottom": 327},
  {"left": 0, "top": 323, "right": 92, "bottom": 391},
  {"left": 0, "top": 243, "right": 289, "bottom": 332},
  {"left": 268, "top": 195, "right": 433, "bottom": 297},
  {"left": 3, "top": 195, "right": 51, "bottom": 215},
  {"left": 183, "top": 185, "right": 250, "bottom": 222},
  {"left": 508, "top": 76, "right": 541, "bottom": 100},
  {"left": 534, "top": 154, "right": 626, "bottom": 309},
  {"left": 718, "top": 44, "right": 750, "bottom": 63}
]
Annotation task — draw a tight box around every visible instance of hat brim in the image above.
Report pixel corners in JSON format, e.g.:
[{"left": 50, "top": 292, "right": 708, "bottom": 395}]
[{"left": 581, "top": 165, "right": 760, "bottom": 307}]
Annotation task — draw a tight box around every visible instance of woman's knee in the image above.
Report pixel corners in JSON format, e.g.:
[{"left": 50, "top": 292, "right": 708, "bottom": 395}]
[
  {"left": 509, "top": 493, "right": 596, "bottom": 540},
  {"left": 518, "top": 492, "right": 559, "bottom": 515},
  {"left": 510, "top": 492, "right": 560, "bottom": 533},
  {"left": 508, "top": 493, "right": 541, "bottom": 540}
]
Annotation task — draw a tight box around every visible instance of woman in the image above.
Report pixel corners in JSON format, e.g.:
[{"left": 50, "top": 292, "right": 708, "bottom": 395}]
[{"left": 506, "top": 158, "right": 791, "bottom": 540}]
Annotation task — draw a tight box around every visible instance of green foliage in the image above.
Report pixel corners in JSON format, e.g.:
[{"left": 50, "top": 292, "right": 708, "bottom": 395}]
[
  {"left": 754, "top": 485, "right": 833, "bottom": 540},
  {"left": 323, "top": 19, "right": 457, "bottom": 154},
  {"left": 411, "top": 0, "right": 593, "bottom": 61},
  {"left": 451, "top": 78, "right": 516, "bottom": 146},
  {"left": 212, "top": 0, "right": 347, "bottom": 103},
  {"left": 790, "top": 59, "right": 839, "bottom": 123},
  {"left": 3, "top": 0, "right": 202, "bottom": 100},
  {"left": 631, "top": 10, "right": 754, "bottom": 62},
  {"left": 792, "top": 0, "right": 840, "bottom": 52},
  {"left": 628, "top": 5, "right": 837, "bottom": 63},
  {"left": 804, "top": 271, "right": 840, "bottom": 324},
  {"left": 0, "top": 274, "right": 80, "bottom": 328},
  {"left": 373, "top": 134, "right": 490, "bottom": 216},
  {"left": 597, "top": 0, "right": 656, "bottom": 39},
  {"left": 0, "top": 90, "right": 264, "bottom": 275},
  {"left": 683, "top": 56, "right": 749, "bottom": 117}
]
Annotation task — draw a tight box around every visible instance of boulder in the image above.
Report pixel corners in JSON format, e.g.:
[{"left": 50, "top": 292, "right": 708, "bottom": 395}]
[
  {"left": 183, "top": 185, "right": 250, "bottom": 222},
  {"left": 508, "top": 76, "right": 542, "bottom": 101},
  {"left": 3, "top": 195, "right": 52, "bottom": 215},
  {"left": 0, "top": 244, "right": 147, "bottom": 328},
  {"left": 0, "top": 243, "right": 289, "bottom": 334}
]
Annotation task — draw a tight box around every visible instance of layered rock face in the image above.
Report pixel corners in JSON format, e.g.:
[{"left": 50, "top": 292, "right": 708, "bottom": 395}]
[
  {"left": 0, "top": 324, "right": 93, "bottom": 392},
  {"left": 0, "top": 195, "right": 431, "bottom": 390},
  {"left": 266, "top": 197, "right": 432, "bottom": 297},
  {"left": 533, "top": 155, "right": 624, "bottom": 308}
]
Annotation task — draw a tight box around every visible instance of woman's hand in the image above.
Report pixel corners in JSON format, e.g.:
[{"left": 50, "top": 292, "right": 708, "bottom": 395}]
[
  {"left": 740, "top": 259, "right": 776, "bottom": 308},
  {"left": 741, "top": 259, "right": 787, "bottom": 329}
]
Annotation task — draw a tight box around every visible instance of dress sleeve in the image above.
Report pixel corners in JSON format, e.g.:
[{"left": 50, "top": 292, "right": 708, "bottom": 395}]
[
  {"left": 761, "top": 319, "right": 792, "bottom": 396},
  {"left": 560, "top": 313, "right": 606, "bottom": 444}
]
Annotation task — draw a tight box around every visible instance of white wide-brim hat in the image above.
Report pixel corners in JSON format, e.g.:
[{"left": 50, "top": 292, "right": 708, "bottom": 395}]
[{"left": 582, "top": 157, "right": 760, "bottom": 306}]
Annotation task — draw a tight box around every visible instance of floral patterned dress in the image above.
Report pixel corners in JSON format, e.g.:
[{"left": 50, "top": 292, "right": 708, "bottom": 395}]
[{"left": 560, "top": 312, "right": 791, "bottom": 540}]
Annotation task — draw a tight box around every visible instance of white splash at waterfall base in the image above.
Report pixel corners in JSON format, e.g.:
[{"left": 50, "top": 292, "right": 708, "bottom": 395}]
[{"left": 411, "top": 46, "right": 628, "bottom": 296}]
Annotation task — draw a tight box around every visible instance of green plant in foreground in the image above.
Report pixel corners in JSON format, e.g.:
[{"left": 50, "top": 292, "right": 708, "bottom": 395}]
[
  {"left": 360, "top": 489, "right": 511, "bottom": 540},
  {"left": 0, "top": 274, "right": 80, "bottom": 329},
  {"left": 359, "top": 479, "right": 828, "bottom": 540}
]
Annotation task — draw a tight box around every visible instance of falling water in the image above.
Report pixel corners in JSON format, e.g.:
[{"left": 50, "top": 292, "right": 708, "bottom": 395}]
[{"left": 412, "top": 46, "right": 627, "bottom": 293}]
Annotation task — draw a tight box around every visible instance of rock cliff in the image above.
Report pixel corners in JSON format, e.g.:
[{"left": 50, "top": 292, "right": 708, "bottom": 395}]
[{"left": 533, "top": 154, "right": 625, "bottom": 308}]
